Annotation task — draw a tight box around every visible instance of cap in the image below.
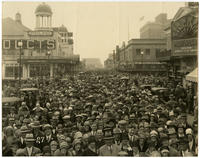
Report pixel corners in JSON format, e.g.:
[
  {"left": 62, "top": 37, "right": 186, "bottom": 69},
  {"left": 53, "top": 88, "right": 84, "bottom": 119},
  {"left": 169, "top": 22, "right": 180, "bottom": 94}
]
[
  {"left": 113, "top": 127, "right": 122, "bottom": 134},
  {"left": 50, "top": 141, "right": 58, "bottom": 146},
  {"left": 43, "top": 124, "right": 52, "bottom": 130},
  {"left": 118, "top": 120, "right": 127, "bottom": 125},
  {"left": 60, "top": 141, "right": 68, "bottom": 149},
  {"left": 185, "top": 128, "right": 193, "bottom": 135},
  {"left": 73, "top": 139, "right": 81, "bottom": 146},
  {"left": 150, "top": 130, "right": 158, "bottom": 137}
]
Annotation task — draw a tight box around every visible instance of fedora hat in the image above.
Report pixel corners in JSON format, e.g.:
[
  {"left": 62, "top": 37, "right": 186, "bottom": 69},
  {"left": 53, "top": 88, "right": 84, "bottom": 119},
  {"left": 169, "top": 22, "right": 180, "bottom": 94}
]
[
  {"left": 29, "top": 121, "right": 41, "bottom": 128},
  {"left": 25, "top": 133, "right": 35, "bottom": 142}
]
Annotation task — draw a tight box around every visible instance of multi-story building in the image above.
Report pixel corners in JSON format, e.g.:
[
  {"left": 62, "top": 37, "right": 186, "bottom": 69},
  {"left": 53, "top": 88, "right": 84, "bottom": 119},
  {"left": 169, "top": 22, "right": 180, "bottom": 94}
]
[
  {"left": 2, "top": 2, "right": 80, "bottom": 80},
  {"left": 115, "top": 39, "right": 167, "bottom": 72},
  {"left": 157, "top": 4, "right": 198, "bottom": 81},
  {"left": 140, "top": 13, "right": 171, "bottom": 39}
]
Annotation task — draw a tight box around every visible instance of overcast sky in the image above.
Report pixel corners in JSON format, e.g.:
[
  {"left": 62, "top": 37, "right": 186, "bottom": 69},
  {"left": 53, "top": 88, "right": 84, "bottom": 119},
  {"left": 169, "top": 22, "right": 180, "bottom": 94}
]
[{"left": 2, "top": 1, "right": 185, "bottom": 63}]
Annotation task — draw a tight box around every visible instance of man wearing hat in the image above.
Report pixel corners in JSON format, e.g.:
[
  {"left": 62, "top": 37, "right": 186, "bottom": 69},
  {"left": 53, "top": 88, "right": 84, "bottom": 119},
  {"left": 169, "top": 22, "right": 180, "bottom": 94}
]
[
  {"left": 83, "top": 136, "right": 98, "bottom": 156},
  {"left": 99, "top": 127, "right": 120, "bottom": 156},
  {"left": 16, "top": 133, "right": 41, "bottom": 156},
  {"left": 42, "top": 124, "right": 57, "bottom": 148},
  {"left": 119, "top": 133, "right": 133, "bottom": 156},
  {"left": 17, "top": 126, "right": 31, "bottom": 148},
  {"left": 185, "top": 128, "right": 196, "bottom": 153}
]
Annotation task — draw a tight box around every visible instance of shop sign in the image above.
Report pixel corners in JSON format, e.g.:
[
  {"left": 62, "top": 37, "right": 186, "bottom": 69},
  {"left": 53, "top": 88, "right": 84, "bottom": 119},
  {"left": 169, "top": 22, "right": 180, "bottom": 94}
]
[
  {"left": 2, "top": 39, "right": 56, "bottom": 50},
  {"left": 173, "top": 38, "right": 197, "bottom": 56},
  {"left": 28, "top": 31, "right": 53, "bottom": 36}
]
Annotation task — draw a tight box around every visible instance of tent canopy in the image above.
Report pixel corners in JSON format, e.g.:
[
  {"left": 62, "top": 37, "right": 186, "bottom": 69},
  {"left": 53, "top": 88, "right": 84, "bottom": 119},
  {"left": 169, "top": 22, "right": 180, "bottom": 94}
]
[{"left": 186, "top": 68, "right": 198, "bottom": 83}]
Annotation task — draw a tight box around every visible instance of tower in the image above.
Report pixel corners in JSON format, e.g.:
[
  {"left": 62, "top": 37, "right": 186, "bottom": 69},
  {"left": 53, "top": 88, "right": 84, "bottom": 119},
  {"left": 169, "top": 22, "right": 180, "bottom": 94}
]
[
  {"left": 35, "top": 2, "right": 52, "bottom": 30},
  {"left": 15, "top": 12, "right": 22, "bottom": 24}
]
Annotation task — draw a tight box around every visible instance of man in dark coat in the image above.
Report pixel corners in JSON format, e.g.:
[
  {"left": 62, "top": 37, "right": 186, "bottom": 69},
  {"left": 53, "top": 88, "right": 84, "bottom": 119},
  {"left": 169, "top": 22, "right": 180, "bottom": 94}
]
[{"left": 83, "top": 136, "right": 98, "bottom": 156}]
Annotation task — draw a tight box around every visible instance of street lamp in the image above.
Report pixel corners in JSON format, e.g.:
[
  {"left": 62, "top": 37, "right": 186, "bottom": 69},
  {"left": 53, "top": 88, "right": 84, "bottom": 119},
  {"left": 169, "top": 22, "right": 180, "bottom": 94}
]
[
  {"left": 141, "top": 51, "right": 144, "bottom": 71},
  {"left": 47, "top": 51, "right": 51, "bottom": 77},
  {"left": 18, "top": 41, "right": 23, "bottom": 88}
]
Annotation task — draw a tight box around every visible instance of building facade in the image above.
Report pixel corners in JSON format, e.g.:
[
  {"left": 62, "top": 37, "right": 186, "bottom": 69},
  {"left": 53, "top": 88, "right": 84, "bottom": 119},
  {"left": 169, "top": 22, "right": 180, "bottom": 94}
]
[
  {"left": 140, "top": 13, "right": 171, "bottom": 39},
  {"left": 2, "top": 3, "right": 80, "bottom": 80},
  {"left": 157, "top": 5, "right": 198, "bottom": 81},
  {"left": 115, "top": 39, "right": 167, "bottom": 72}
]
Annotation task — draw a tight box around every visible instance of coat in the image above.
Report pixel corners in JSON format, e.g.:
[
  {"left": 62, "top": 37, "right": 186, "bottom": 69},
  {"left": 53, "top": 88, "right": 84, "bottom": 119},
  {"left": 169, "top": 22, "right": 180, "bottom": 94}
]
[
  {"left": 16, "top": 147, "right": 41, "bottom": 156},
  {"left": 83, "top": 148, "right": 98, "bottom": 156},
  {"left": 99, "top": 144, "right": 120, "bottom": 156}
]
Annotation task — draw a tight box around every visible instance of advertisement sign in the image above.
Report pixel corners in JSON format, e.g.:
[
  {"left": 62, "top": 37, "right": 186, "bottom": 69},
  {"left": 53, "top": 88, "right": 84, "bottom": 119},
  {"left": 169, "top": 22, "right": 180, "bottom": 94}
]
[
  {"left": 28, "top": 31, "right": 53, "bottom": 36},
  {"left": 173, "top": 38, "right": 197, "bottom": 56},
  {"left": 2, "top": 39, "right": 56, "bottom": 50}
]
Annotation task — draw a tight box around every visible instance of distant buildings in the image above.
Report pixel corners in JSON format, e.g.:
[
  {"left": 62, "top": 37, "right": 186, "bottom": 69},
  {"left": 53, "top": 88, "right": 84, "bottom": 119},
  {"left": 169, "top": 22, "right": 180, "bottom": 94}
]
[
  {"left": 82, "top": 58, "right": 103, "bottom": 70},
  {"left": 2, "top": 2, "right": 80, "bottom": 80},
  {"left": 104, "top": 53, "right": 115, "bottom": 69},
  {"left": 140, "top": 13, "right": 171, "bottom": 39}
]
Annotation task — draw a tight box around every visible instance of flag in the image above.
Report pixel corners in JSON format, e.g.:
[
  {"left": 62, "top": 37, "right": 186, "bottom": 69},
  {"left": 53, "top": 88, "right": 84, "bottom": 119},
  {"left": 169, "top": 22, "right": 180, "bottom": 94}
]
[{"left": 140, "top": 16, "right": 144, "bottom": 21}]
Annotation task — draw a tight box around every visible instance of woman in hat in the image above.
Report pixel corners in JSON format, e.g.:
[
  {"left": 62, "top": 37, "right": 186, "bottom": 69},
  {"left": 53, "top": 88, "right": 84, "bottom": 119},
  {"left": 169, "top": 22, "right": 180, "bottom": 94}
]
[
  {"left": 54, "top": 141, "right": 70, "bottom": 156},
  {"left": 68, "top": 139, "right": 83, "bottom": 156},
  {"left": 119, "top": 133, "right": 133, "bottom": 156}
]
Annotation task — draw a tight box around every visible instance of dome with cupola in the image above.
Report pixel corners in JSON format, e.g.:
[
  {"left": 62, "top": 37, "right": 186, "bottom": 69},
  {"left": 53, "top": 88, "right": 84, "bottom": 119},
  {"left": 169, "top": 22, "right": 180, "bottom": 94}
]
[{"left": 35, "top": 2, "right": 52, "bottom": 16}]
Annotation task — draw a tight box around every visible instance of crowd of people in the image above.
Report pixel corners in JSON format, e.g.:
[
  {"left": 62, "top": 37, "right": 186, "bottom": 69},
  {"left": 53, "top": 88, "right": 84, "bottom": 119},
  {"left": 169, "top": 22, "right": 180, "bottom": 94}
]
[{"left": 2, "top": 71, "right": 198, "bottom": 156}]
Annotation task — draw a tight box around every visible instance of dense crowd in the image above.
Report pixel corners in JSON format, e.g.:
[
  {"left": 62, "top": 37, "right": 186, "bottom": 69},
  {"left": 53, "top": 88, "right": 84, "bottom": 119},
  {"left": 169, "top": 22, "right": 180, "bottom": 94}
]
[{"left": 2, "top": 71, "right": 198, "bottom": 156}]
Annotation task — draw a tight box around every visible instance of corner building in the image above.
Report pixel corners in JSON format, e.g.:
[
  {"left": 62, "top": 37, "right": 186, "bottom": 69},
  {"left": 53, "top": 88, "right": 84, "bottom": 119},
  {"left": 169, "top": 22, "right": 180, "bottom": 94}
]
[{"left": 2, "top": 3, "right": 80, "bottom": 80}]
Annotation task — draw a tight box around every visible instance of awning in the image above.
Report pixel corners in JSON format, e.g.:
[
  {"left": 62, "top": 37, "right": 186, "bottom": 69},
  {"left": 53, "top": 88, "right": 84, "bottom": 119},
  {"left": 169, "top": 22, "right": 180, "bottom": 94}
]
[{"left": 186, "top": 68, "right": 198, "bottom": 83}]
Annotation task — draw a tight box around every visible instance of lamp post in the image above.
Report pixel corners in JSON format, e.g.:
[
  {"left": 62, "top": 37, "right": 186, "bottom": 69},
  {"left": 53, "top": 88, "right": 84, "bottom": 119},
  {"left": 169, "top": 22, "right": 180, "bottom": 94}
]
[
  {"left": 47, "top": 51, "right": 51, "bottom": 77},
  {"left": 18, "top": 41, "right": 23, "bottom": 88},
  {"left": 141, "top": 51, "right": 144, "bottom": 71}
]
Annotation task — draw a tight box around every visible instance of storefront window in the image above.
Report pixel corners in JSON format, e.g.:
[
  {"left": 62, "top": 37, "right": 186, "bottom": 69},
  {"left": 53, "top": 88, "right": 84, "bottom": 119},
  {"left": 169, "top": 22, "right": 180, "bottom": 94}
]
[
  {"left": 5, "top": 65, "right": 22, "bottom": 78},
  {"left": 29, "top": 64, "right": 50, "bottom": 77}
]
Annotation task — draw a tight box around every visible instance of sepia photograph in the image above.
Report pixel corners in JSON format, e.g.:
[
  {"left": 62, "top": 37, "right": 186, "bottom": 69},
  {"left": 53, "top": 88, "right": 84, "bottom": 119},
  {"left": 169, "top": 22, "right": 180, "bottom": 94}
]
[{"left": 2, "top": 1, "right": 198, "bottom": 156}]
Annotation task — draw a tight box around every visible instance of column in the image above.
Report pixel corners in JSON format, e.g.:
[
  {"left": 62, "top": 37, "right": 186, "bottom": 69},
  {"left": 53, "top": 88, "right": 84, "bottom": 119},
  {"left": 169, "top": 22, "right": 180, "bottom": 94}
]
[
  {"left": 23, "top": 64, "right": 26, "bottom": 79},
  {"left": 2, "top": 63, "right": 5, "bottom": 79},
  {"left": 41, "top": 16, "right": 43, "bottom": 27},
  {"left": 49, "top": 16, "right": 51, "bottom": 27},
  {"left": 27, "top": 64, "right": 30, "bottom": 78},
  {"left": 47, "top": 16, "right": 49, "bottom": 27},
  {"left": 50, "top": 64, "right": 53, "bottom": 78}
]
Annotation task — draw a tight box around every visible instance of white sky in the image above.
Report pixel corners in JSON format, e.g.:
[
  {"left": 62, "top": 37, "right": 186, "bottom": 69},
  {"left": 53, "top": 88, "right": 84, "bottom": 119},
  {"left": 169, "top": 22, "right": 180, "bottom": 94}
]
[{"left": 2, "top": 1, "right": 185, "bottom": 63}]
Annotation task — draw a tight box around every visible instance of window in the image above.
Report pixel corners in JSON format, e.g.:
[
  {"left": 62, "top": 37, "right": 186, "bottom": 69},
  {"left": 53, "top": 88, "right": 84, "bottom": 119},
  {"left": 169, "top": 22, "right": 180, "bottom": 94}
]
[
  {"left": 5, "top": 65, "right": 22, "bottom": 78},
  {"left": 145, "top": 49, "right": 150, "bottom": 55},
  {"left": 136, "top": 49, "right": 141, "bottom": 55}
]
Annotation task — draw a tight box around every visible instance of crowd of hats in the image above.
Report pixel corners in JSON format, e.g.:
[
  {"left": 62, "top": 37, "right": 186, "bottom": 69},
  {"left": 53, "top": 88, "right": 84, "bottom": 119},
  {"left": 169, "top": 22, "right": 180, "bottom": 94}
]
[{"left": 2, "top": 71, "right": 198, "bottom": 156}]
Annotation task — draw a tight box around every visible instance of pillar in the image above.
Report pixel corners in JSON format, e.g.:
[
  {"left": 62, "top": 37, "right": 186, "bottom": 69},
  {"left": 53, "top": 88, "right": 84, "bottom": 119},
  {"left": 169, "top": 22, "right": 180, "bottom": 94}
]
[
  {"left": 50, "top": 17, "right": 52, "bottom": 27},
  {"left": 23, "top": 64, "right": 26, "bottom": 79},
  {"left": 50, "top": 64, "right": 53, "bottom": 78},
  {"left": 47, "top": 16, "right": 49, "bottom": 27},
  {"left": 2, "top": 63, "right": 5, "bottom": 79},
  {"left": 41, "top": 16, "right": 43, "bottom": 27},
  {"left": 27, "top": 64, "right": 30, "bottom": 78}
]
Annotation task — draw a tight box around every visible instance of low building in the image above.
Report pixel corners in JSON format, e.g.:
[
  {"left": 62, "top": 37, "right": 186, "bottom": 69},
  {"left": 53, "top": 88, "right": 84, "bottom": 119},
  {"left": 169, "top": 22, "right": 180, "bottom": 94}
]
[
  {"left": 2, "top": 2, "right": 80, "bottom": 80},
  {"left": 115, "top": 39, "right": 167, "bottom": 73}
]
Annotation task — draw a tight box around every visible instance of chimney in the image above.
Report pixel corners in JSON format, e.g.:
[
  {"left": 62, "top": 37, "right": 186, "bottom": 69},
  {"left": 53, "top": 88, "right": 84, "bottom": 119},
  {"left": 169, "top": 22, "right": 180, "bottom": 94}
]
[{"left": 15, "top": 12, "right": 22, "bottom": 24}]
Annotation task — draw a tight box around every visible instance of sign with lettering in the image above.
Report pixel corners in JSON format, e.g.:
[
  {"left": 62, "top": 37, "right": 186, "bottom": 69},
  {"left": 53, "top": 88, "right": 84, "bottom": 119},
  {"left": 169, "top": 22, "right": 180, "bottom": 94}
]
[
  {"left": 28, "top": 31, "right": 53, "bottom": 36},
  {"left": 2, "top": 39, "right": 56, "bottom": 50},
  {"left": 173, "top": 38, "right": 197, "bottom": 56}
]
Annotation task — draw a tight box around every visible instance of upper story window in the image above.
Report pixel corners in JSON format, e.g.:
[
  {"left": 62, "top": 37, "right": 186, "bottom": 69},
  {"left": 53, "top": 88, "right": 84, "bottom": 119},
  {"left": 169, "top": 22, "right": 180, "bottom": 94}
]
[
  {"left": 145, "top": 49, "right": 150, "bottom": 55},
  {"left": 136, "top": 49, "right": 141, "bottom": 55}
]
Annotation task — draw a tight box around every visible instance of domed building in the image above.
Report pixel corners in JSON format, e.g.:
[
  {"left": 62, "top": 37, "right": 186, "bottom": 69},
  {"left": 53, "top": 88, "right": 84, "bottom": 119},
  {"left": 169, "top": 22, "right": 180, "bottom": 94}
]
[
  {"left": 2, "top": 2, "right": 81, "bottom": 80},
  {"left": 35, "top": 2, "right": 52, "bottom": 30}
]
